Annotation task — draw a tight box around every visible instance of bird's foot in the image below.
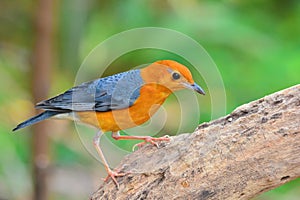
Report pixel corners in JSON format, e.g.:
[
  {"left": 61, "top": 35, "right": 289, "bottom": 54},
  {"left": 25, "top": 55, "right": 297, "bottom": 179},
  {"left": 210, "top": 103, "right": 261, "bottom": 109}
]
[
  {"left": 132, "top": 135, "right": 171, "bottom": 151},
  {"left": 103, "top": 168, "right": 127, "bottom": 189}
]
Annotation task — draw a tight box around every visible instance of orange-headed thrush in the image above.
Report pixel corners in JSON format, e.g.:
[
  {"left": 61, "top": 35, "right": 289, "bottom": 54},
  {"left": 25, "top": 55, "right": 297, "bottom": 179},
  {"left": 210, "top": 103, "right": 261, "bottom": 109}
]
[{"left": 13, "top": 60, "right": 205, "bottom": 187}]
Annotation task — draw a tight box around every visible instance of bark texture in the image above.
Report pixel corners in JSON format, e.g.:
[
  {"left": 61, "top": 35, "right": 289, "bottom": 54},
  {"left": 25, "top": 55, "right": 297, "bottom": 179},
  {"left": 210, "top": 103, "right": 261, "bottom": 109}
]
[{"left": 91, "top": 84, "right": 300, "bottom": 200}]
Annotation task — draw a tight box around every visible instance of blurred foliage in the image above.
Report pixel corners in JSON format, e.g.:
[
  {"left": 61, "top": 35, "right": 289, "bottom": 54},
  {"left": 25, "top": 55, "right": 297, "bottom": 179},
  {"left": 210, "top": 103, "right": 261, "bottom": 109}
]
[{"left": 0, "top": 0, "right": 299, "bottom": 199}]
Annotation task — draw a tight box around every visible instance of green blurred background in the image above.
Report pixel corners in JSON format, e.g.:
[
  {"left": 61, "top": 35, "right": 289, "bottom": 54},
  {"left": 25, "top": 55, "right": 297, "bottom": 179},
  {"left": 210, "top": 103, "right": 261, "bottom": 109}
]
[{"left": 0, "top": 0, "right": 299, "bottom": 199}]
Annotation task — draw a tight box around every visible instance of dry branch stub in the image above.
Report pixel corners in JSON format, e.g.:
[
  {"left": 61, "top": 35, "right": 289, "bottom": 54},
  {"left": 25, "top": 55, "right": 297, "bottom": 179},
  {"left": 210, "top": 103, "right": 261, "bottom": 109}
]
[{"left": 91, "top": 84, "right": 300, "bottom": 200}]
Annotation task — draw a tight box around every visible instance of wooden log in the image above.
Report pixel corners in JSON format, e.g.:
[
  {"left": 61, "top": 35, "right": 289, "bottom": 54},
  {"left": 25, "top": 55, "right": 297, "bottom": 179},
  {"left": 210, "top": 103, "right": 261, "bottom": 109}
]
[{"left": 91, "top": 84, "right": 300, "bottom": 200}]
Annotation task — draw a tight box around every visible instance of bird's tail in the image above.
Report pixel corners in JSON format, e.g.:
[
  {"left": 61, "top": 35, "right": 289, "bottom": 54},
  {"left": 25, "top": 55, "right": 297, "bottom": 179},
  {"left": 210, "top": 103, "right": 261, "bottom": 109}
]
[{"left": 12, "top": 110, "right": 63, "bottom": 131}]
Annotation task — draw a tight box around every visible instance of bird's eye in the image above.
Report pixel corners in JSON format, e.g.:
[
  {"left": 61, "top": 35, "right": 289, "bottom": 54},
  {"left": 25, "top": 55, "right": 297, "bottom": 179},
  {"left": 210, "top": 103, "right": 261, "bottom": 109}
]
[{"left": 172, "top": 72, "right": 181, "bottom": 80}]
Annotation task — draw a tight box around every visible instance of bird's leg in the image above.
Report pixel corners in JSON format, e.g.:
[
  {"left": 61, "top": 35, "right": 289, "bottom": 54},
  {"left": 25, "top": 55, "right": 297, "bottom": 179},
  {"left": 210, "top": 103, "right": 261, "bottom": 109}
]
[
  {"left": 93, "top": 131, "right": 126, "bottom": 188},
  {"left": 111, "top": 131, "right": 171, "bottom": 151}
]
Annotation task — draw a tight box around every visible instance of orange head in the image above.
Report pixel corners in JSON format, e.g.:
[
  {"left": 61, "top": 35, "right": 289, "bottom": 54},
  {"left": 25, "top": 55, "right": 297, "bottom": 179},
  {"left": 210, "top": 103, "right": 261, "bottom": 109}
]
[{"left": 141, "top": 60, "right": 205, "bottom": 95}]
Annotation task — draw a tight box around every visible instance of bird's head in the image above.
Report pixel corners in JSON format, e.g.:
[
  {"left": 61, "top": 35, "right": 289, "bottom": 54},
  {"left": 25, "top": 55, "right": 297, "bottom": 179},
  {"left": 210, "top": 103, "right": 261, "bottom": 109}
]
[{"left": 141, "top": 60, "right": 205, "bottom": 95}]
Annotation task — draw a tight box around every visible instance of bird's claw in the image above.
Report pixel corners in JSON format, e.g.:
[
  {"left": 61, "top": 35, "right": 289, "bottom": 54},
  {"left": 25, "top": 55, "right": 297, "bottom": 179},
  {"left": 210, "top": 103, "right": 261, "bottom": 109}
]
[
  {"left": 103, "top": 169, "right": 127, "bottom": 189},
  {"left": 132, "top": 135, "right": 171, "bottom": 151}
]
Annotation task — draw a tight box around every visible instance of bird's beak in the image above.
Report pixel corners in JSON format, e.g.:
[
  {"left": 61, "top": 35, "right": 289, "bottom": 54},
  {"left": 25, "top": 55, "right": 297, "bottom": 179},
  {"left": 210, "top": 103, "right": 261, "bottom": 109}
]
[{"left": 183, "top": 82, "right": 205, "bottom": 95}]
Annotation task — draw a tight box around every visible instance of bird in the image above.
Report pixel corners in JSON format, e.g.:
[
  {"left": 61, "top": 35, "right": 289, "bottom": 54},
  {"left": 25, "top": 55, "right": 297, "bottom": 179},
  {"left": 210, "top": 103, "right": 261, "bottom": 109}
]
[{"left": 13, "top": 60, "right": 205, "bottom": 187}]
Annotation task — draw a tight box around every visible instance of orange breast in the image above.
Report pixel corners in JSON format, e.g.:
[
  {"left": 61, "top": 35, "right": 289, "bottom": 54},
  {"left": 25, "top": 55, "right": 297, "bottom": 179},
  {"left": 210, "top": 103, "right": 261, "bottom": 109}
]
[{"left": 76, "top": 84, "right": 171, "bottom": 132}]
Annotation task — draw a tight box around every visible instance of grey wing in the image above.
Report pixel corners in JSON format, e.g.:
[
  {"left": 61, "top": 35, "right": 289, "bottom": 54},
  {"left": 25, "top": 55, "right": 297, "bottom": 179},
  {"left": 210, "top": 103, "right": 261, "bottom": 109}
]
[{"left": 35, "top": 69, "right": 144, "bottom": 112}]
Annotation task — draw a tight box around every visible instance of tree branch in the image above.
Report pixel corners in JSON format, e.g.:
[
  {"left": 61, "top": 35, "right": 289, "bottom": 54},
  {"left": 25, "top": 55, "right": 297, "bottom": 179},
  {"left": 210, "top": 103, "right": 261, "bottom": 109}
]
[
  {"left": 31, "top": 0, "right": 54, "bottom": 199},
  {"left": 91, "top": 84, "right": 300, "bottom": 200}
]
